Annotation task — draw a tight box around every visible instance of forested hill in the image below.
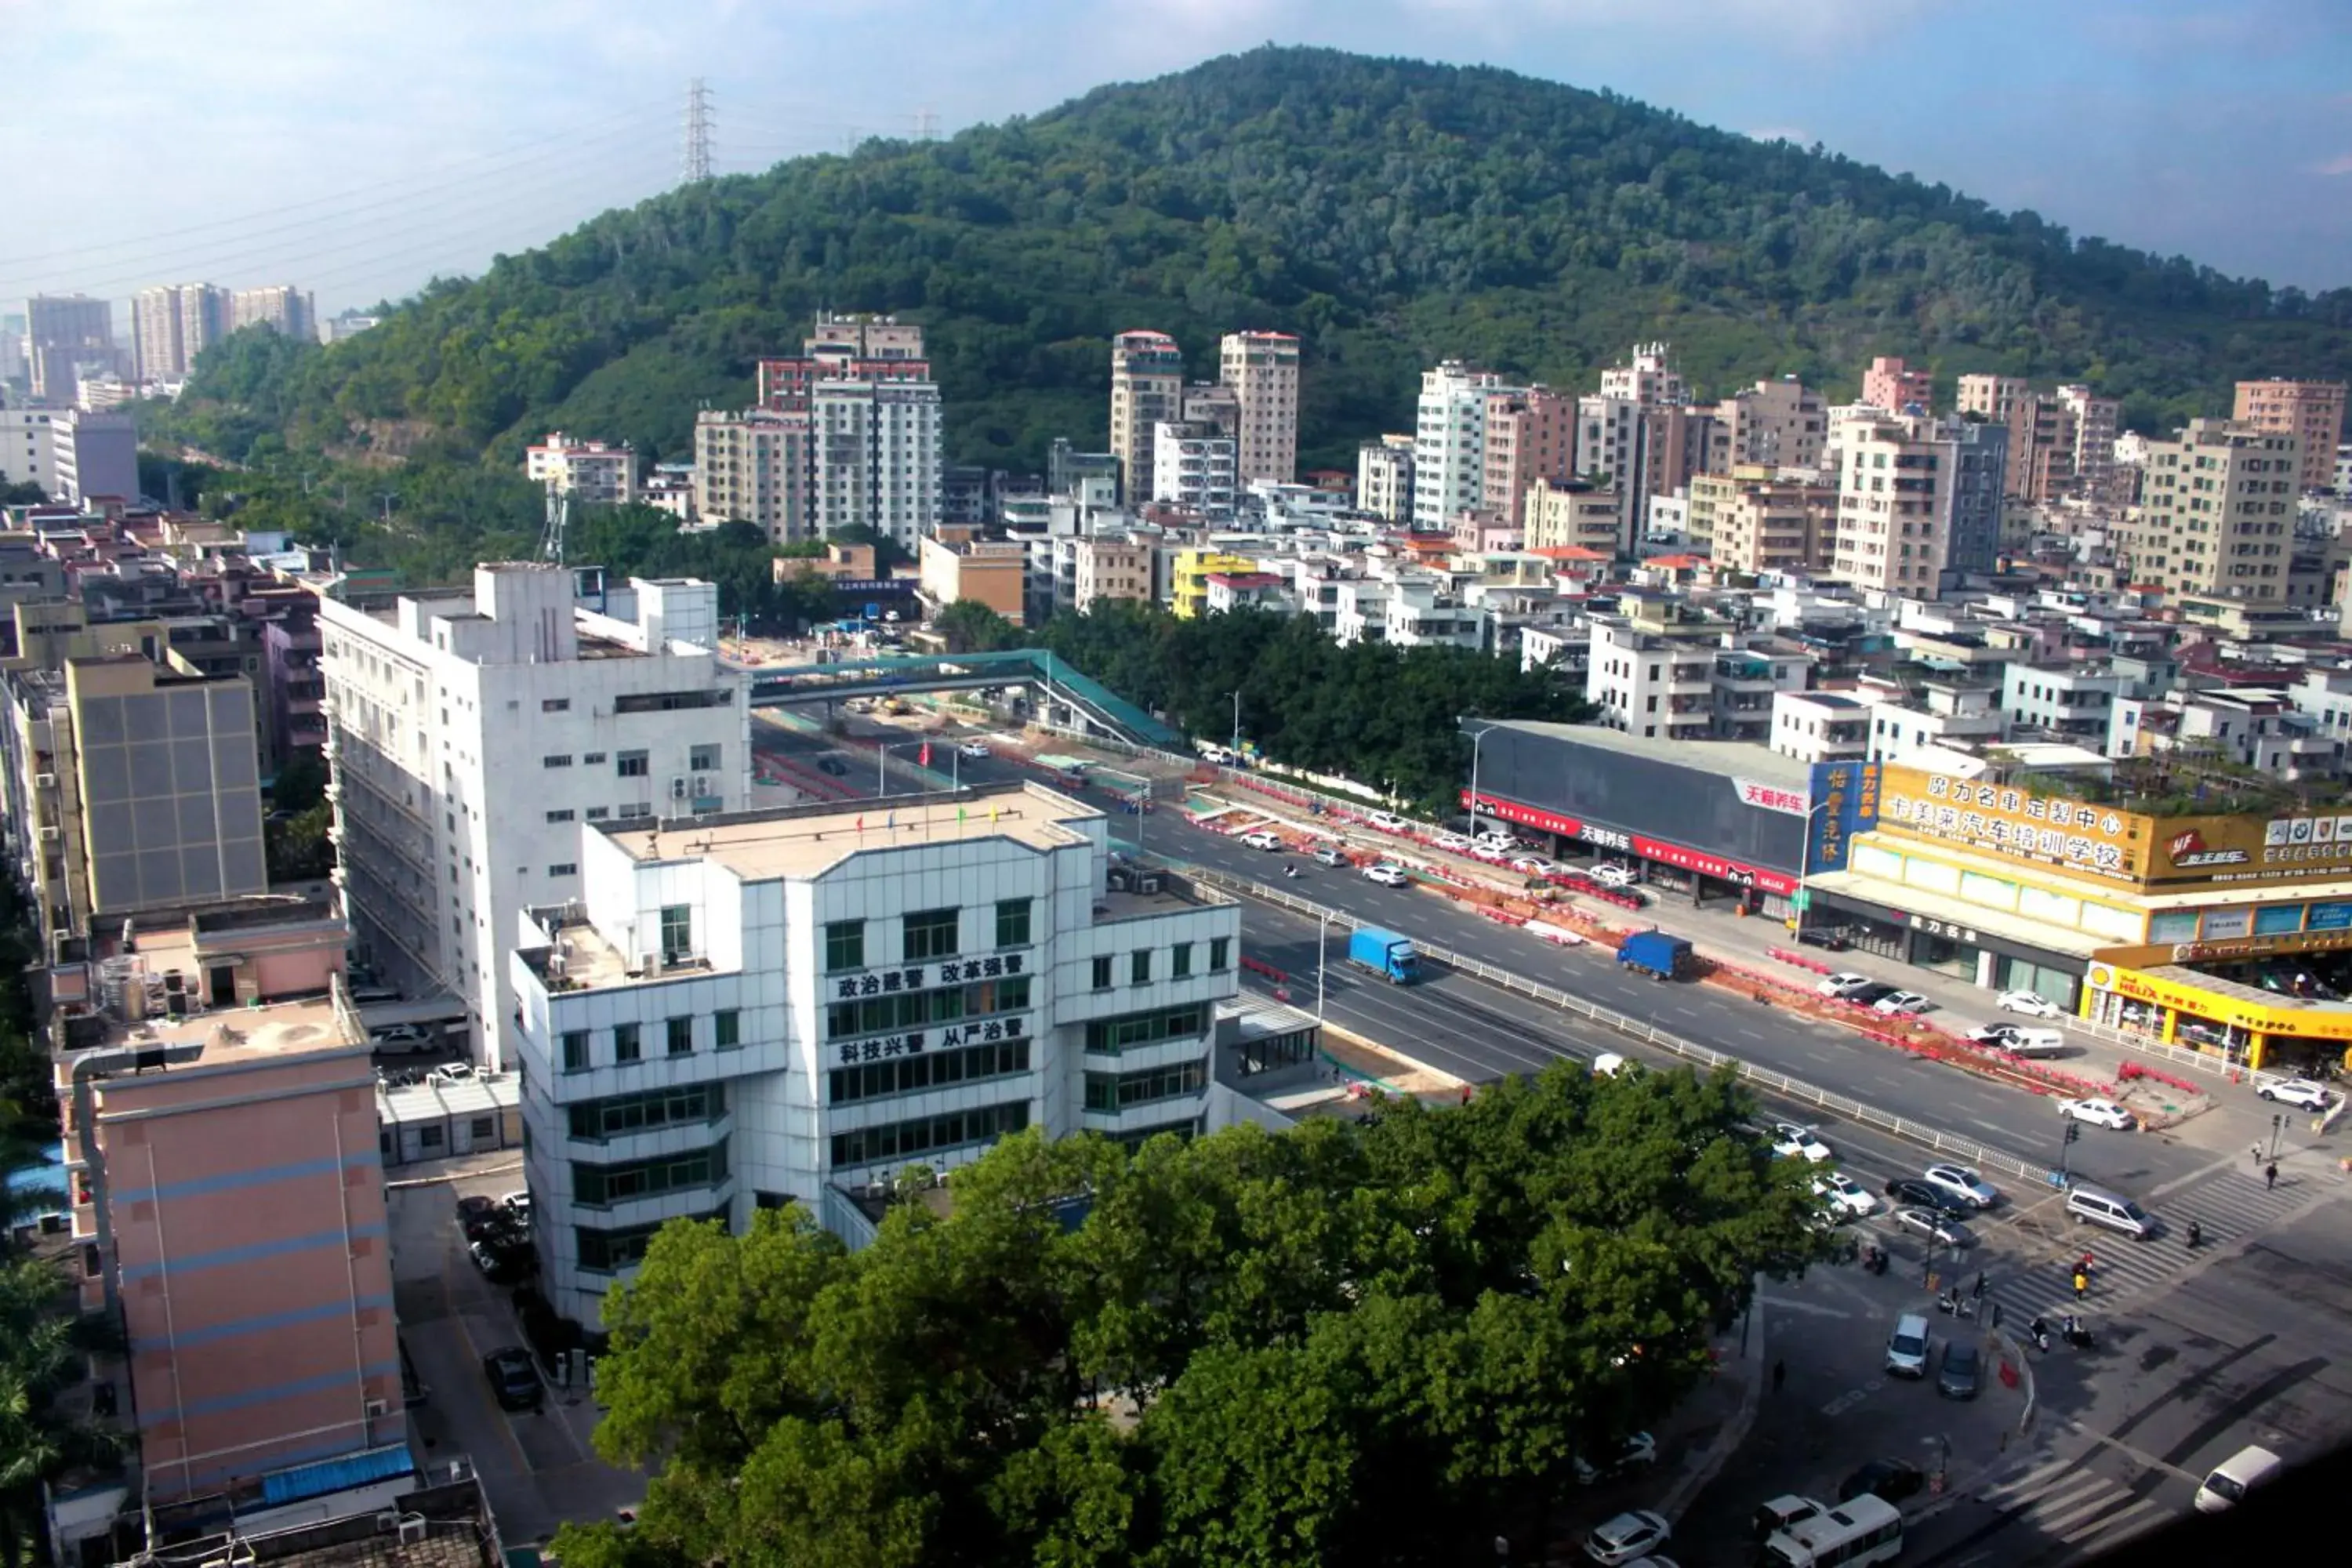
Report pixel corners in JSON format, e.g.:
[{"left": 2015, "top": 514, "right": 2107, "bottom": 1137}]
[{"left": 169, "top": 45, "right": 2350, "bottom": 474}]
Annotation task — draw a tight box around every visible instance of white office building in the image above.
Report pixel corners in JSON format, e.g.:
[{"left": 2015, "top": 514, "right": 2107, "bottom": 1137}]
[
  {"left": 506, "top": 783, "right": 1240, "bottom": 1325},
  {"left": 809, "top": 376, "right": 942, "bottom": 547},
  {"left": 1150, "top": 419, "right": 1238, "bottom": 520},
  {"left": 318, "top": 565, "right": 747, "bottom": 1070},
  {"left": 0, "top": 407, "right": 59, "bottom": 497},
  {"left": 527, "top": 432, "right": 639, "bottom": 507},
  {"left": 1414, "top": 362, "right": 1520, "bottom": 532}
]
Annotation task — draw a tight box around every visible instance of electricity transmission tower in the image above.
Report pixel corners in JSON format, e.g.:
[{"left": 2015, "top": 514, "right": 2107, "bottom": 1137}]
[
  {"left": 539, "top": 488, "right": 569, "bottom": 567},
  {"left": 681, "top": 78, "right": 713, "bottom": 184}
]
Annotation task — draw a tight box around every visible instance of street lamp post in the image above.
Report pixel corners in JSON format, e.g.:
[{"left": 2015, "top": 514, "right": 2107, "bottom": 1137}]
[
  {"left": 1464, "top": 720, "right": 1493, "bottom": 837},
  {"left": 1316, "top": 909, "right": 1330, "bottom": 1021},
  {"left": 1230, "top": 688, "right": 1242, "bottom": 759},
  {"left": 1791, "top": 794, "right": 1836, "bottom": 943}
]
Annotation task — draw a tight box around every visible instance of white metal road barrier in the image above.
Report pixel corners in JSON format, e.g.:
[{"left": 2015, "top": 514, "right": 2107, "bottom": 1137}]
[{"left": 1177, "top": 861, "right": 2046, "bottom": 1183}]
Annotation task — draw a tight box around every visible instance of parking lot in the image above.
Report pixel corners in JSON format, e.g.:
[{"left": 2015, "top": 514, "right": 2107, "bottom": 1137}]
[{"left": 389, "top": 1160, "right": 643, "bottom": 1547}]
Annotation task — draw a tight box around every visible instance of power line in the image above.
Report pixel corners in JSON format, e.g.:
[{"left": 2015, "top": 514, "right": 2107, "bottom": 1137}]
[
  {"left": 681, "top": 79, "right": 713, "bottom": 186},
  {"left": 0, "top": 100, "right": 676, "bottom": 275}
]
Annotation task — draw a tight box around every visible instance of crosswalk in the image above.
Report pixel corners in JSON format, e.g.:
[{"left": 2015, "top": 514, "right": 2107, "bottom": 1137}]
[
  {"left": 1974, "top": 1455, "right": 2176, "bottom": 1558},
  {"left": 1973, "top": 1163, "right": 2331, "bottom": 1327}
]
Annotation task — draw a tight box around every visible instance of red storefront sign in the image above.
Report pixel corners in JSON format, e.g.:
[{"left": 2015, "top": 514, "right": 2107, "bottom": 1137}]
[
  {"left": 1461, "top": 790, "right": 1581, "bottom": 839},
  {"left": 1632, "top": 836, "right": 1798, "bottom": 895}
]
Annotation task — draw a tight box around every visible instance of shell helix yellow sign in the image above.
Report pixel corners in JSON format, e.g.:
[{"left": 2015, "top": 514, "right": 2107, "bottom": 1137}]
[{"left": 2085, "top": 961, "right": 2352, "bottom": 1044}]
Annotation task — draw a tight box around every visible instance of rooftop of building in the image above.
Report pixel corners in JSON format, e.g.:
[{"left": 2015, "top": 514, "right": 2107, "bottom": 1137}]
[
  {"left": 132, "top": 1478, "right": 500, "bottom": 1568},
  {"left": 601, "top": 782, "right": 1098, "bottom": 884},
  {"left": 1490, "top": 720, "right": 1817, "bottom": 786},
  {"left": 1782, "top": 690, "right": 1867, "bottom": 710}
]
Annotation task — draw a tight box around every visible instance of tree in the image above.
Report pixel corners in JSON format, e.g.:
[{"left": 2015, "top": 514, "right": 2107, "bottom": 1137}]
[
  {"left": 560, "top": 1064, "right": 1831, "bottom": 1568},
  {"left": 0, "top": 483, "right": 45, "bottom": 509},
  {"left": 0, "top": 1256, "right": 123, "bottom": 1568},
  {"left": 934, "top": 599, "right": 1020, "bottom": 654}
]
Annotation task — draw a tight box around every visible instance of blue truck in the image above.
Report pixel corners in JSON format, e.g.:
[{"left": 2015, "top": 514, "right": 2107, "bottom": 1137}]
[
  {"left": 1347, "top": 926, "right": 1421, "bottom": 984},
  {"left": 1617, "top": 930, "right": 1693, "bottom": 982}
]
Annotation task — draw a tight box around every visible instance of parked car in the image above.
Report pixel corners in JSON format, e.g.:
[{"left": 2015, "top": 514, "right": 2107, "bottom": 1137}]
[
  {"left": 1584, "top": 1510, "right": 1671, "bottom": 1566},
  {"left": 1240, "top": 830, "right": 1284, "bottom": 851},
  {"left": 1510, "top": 855, "right": 1556, "bottom": 875},
  {"left": 1845, "top": 983, "right": 1899, "bottom": 1007},
  {"left": 456, "top": 1194, "right": 501, "bottom": 1243},
  {"left": 957, "top": 741, "right": 990, "bottom": 759},
  {"left": 1884, "top": 1178, "right": 1974, "bottom": 1217},
  {"left": 1812, "top": 1171, "right": 1878, "bottom": 1219},
  {"left": 1872, "top": 990, "right": 1932, "bottom": 1017},
  {"left": 2059, "top": 1097, "right": 2136, "bottom": 1131},
  {"left": 1998, "top": 989, "right": 2064, "bottom": 1018},
  {"left": 428, "top": 1062, "right": 477, "bottom": 1084},
  {"left": 1838, "top": 1457, "right": 1926, "bottom": 1504},
  {"left": 1795, "top": 927, "right": 1852, "bottom": 952},
  {"left": 816, "top": 756, "right": 850, "bottom": 776},
  {"left": 1965, "top": 1023, "right": 2068, "bottom": 1057},
  {"left": 1589, "top": 862, "right": 1639, "bottom": 888},
  {"left": 1770, "top": 1123, "right": 1834, "bottom": 1163},
  {"left": 1310, "top": 846, "right": 1349, "bottom": 868},
  {"left": 1817, "top": 972, "right": 1875, "bottom": 998},
  {"left": 2259, "top": 1078, "right": 2334, "bottom": 1110},
  {"left": 1432, "top": 832, "right": 1472, "bottom": 851},
  {"left": 1893, "top": 1207, "right": 1975, "bottom": 1248},
  {"left": 1570, "top": 1431, "right": 1658, "bottom": 1486},
  {"left": 1362, "top": 863, "right": 1410, "bottom": 887},
  {"left": 470, "top": 1238, "right": 531, "bottom": 1284},
  {"left": 1751, "top": 1497, "right": 1824, "bottom": 1541},
  {"left": 481, "top": 1346, "right": 545, "bottom": 1411},
  {"left": 1363, "top": 811, "right": 1407, "bottom": 833},
  {"left": 1920, "top": 1164, "right": 2000, "bottom": 1210},
  {"left": 501, "top": 1191, "right": 532, "bottom": 1218},
  {"left": 1937, "top": 1340, "right": 1982, "bottom": 1400}
]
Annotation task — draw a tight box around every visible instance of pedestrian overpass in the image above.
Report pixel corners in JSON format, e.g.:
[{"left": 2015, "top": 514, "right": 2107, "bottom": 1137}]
[{"left": 743, "top": 648, "right": 1185, "bottom": 751}]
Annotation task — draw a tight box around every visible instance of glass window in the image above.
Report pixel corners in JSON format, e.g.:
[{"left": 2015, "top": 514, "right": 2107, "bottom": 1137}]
[
  {"left": 1171, "top": 942, "right": 1193, "bottom": 979},
  {"left": 613, "top": 1022, "right": 641, "bottom": 1063},
  {"left": 903, "top": 907, "right": 960, "bottom": 961},
  {"left": 1131, "top": 949, "right": 1152, "bottom": 985},
  {"left": 1210, "top": 936, "right": 1231, "bottom": 971},
  {"left": 660, "top": 904, "right": 692, "bottom": 960},
  {"left": 561, "top": 1029, "right": 589, "bottom": 1073},
  {"left": 689, "top": 743, "right": 721, "bottom": 771},
  {"left": 667, "top": 1016, "right": 694, "bottom": 1056},
  {"left": 826, "top": 920, "right": 865, "bottom": 972},
  {"left": 995, "top": 898, "right": 1032, "bottom": 948},
  {"left": 617, "top": 750, "right": 650, "bottom": 778},
  {"left": 545, "top": 808, "right": 575, "bottom": 823},
  {"left": 542, "top": 755, "right": 572, "bottom": 768},
  {"left": 714, "top": 1009, "right": 741, "bottom": 1050},
  {"left": 1091, "top": 955, "right": 1112, "bottom": 991}
]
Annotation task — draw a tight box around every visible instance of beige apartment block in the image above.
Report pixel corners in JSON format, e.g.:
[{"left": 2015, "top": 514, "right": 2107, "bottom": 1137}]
[
  {"left": 2133, "top": 418, "right": 2301, "bottom": 602},
  {"left": 1862, "top": 356, "right": 1934, "bottom": 415},
  {"left": 1218, "top": 330, "right": 1300, "bottom": 485},
  {"left": 1831, "top": 417, "right": 1955, "bottom": 596},
  {"left": 1071, "top": 533, "right": 1154, "bottom": 607},
  {"left": 1523, "top": 477, "right": 1624, "bottom": 554},
  {"left": 918, "top": 526, "right": 1028, "bottom": 625},
  {"left": 2234, "top": 379, "right": 2346, "bottom": 493},
  {"left": 1690, "top": 466, "right": 1835, "bottom": 575},
  {"left": 1356, "top": 434, "right": 1414, "bottom": 523},
  {"left": 1715, "top": 377, "right": 1825, "bottom": 470},
  {"left": 1111, "top": 331, "right": 1185, "bottom": 503},
  {"left": 1480, "top": 388, "right": 1577, "bottom": 527}
]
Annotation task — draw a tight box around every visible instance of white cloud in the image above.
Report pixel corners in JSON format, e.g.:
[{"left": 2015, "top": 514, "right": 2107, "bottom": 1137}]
[
  {"left": 1748, "top": 127, "right": 1813, "bottom": 146},
  {"left": 2314, "top": 153, "right": 2352, "bottom": 176}
]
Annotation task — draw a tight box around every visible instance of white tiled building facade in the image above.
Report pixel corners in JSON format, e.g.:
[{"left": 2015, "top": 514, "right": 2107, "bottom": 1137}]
[
  {"left": 507, "top": 785, "right": 1240, "bottom": 1326},
  {"left": 318, "top": 566, "right": 746, "bottom": 1069}
]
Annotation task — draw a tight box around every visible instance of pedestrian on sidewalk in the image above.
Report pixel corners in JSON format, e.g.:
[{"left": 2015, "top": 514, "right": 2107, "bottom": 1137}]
[
  {"left": 1973, "top": 1269, "right": 1987, "bottom": 1301},
  {"left": 2252, "top": 1142, "right": 2263, "bottom": 1164},
  {"left": 2072, "top": 1269, "right": 2089, "bottom": 1302},
  {"left": 2266, "top": 1161, "right": 2279, "bottom": 1192},
  {"left": 1772, "top": 1359, "right": 1786, "bottom": 1394}
]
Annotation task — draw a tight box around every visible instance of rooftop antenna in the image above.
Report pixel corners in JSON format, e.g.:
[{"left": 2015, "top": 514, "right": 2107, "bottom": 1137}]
[
  {"left": 538, "top": 488, "right": 568, "bottom": 567},
  {"left": 681, "top": 78, "right": 713, "bottom": 185}
]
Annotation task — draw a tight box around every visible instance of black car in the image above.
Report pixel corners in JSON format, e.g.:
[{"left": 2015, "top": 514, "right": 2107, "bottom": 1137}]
[
  {"left": 1938, "top": 1340, "right": 1981, "bottom": 1400},
  {"left": 481, "top": 1346, "right": 545, "bottom": 1410},
  {"left": 1795, "top": 927, "right": 1853, "bottom": 953},
  {"left": 1846, "top": 982, "right": 1899, "bottom": 1007},
  {"left": 1839, "top": 1457, "right": 1926, "bottom": 1504},
  {"left": 456, "top": 1195, "right": 503, "bottom": 1243},
  {"left": 1885, "top": 1178, "right": 1974, "bottom": 1216}
]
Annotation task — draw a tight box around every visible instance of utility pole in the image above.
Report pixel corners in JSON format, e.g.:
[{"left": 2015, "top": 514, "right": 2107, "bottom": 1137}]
[
  {"left": 914, "top": 107, "right": 940, "bottom": 142},
  {"left": 681, "top": 78, "right": 713, "bottom": 185}
]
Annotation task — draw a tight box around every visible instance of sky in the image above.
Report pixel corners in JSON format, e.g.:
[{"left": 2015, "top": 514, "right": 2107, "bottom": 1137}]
[{"left": 1, "top": 0, "right": 2347, "bottom": 322}]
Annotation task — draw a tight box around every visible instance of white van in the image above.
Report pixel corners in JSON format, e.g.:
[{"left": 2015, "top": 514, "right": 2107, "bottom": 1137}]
[
  {"left": 1592, "top": 1052, "right": 1630, "bottom": 1078},
  {"left": 2194, "top": 1444, "right": 2281, "bottom": 1512},
  {"left": 2065, "top": 1184, "right": 2156, "bottom": 1239},
  {"left": 1884, "top": 1312, "right": 1930, "bottom": 1378}
]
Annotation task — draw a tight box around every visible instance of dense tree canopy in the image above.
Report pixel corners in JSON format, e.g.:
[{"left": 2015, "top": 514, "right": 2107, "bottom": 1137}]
[
  {"left": 149, "top": 46, "right": 2347, "bottom": 486},
  {"left": 554, "top": 1063, "right": 1832, "bottom": 1568}
]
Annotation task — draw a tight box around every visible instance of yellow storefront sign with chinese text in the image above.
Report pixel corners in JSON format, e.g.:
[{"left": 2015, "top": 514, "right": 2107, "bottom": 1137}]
[{"left": 2085, "top": 961, "right": 2352, "bottom": 1044}]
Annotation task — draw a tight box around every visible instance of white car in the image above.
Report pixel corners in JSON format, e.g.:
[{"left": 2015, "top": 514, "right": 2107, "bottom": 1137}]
[
  {"left": 1589, "top": 862, "right": 1639, "bottom": 888},
  {"left": 1432, "top": 832, "right": 1472, "bottom": 851},
  {"left": 428, "top": 1062, "right": 477, "bottom": 1084},
  {"left": 1240, "top": 830, "right": 1284, "bottom": 851},
  {"left": 1570, "top": 1431, "right": 1659, "bottom": 1486},
  {"left": 1362, "top": 863, "right": 1410, "bottom": 887},
  {"left": 1584, "top": 1511, "right": 1671, "bottom": 1566},
  {"left": 1893, "top": 1207, "right": 1974, "bottom": 1248},
  {"left": 1363, "top": 811, "right": 1407, "bottom": 833},
  {"left": 957, "top": 741, "right": 990, "bottom": 759},
  {"left": 1998, "top": 989, "right": 2064, "bottom": 1018},
  {"left": 1310, "top": 846, "right": 1349, "bottom": 868},
  {"left": 1920, "top": 1164, "right": 1999, "bottom": 1210},
  {"left": 1965, "top": 1023, "right": 2067, "bottom": 1058},
  {"left": 1812, "top": 1171, "right": 1878, "bottom": 1218},
  {"left": 1817, "top": 972, "right": 1875, "bottom": 998},
  {"left": 2258, "top": 1078, "right": 2333, "bottom": 1110},
  {"left": 1771, "top": 1122, "right": 1834, "bottom": 1163},
  {"left": 1872, "top": 991, "right": 1932, "bottom": 1017},
  {"left": 1510, "top": 855, "right": 1556, "bottom": 875},
  {"left": 2060, "top": 1097, "right": 2136, "bottom": 1131}
]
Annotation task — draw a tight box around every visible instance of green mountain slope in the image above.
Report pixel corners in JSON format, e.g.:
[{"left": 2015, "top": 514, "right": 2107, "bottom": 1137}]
[{"left": 172, "top": 45, "right": 2350, "bottom": 474}]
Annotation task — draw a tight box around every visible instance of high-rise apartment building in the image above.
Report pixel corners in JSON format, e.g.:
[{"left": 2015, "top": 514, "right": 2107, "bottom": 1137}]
[
  {"left": 507, "top": 784, "right": 1240, "bottom": 1323},
  {"left": 1180, "top": 382, "right": 1239, "bottom": 440},
  {"left": 1218, "top": 330, "right": 1300, "bottom": 486},
  {"left": 1861, "top": 357, "right": 1934, "bottom": 415},
  {"left": 1831, "top": 416, "right": 1958, "bottom": 596},
  {"left": 132, "top": 284, "right": 231, "bottom": 381},
  {"left": 2057, "top": 384, "right": 2121, "bottom": 502},
  {"left": 318, "top": 567, "right": 747, "bottom": 1069},
  {"left": 230, "top": 285, "right": 317, "bottom": 343},
  {"left": 742, "top": 315, "right": 942, "bottom": 546},
  {"left": 2234, "top": 379, "right": 2347, "bottom": 494},
  {"left": 1356, "top": 434, "right": 1415, "bottom": 523},
  {"left": 1522, "top": 477, "right": 1624, "bottom": 554},
  {"left": 2132, "top": 419, "right": 2301, "bottom": 602},
  {"left": 1479, "top": 387, "right": 1577, "bottom": 528},
  {"left": 0, "top": 406, "right": 59, "bottom": 497},
  {"left": 1414, "top": 362, "right": 1519, "bottom": 531},
  {"left": 1151, "top": 420, "right": 1238, "bottom": 521},
  {"left": 27, "top": 295, "right": 113, "bottom": 404},
  {"left": 1954, "top": 373, "right": 2031, "bottom": 424},
  {"left": 1686, "top": 466, "right": 1835, "bottom": 575},
  {"left": 1715, "top": 377, "right": 1825, "bottom": 470},
  {"left": 1955, "top": 373, "right": 2081, "bottom": 502},
  {"left": 526, "top": 432, "right": 638, "bottom": 506},
  {"left": 1599, "top": 342, "right": 1686, "bottom": 405},
  {"left": 693, "top": 410, "right": 803, "bottom": 539},
  {"left": 51, "top": 408, "right": 138, "bottom": 505},
  {"left": 1942, "top": 419, "right": 2010, "bottom": 573},
  {"left": 1109, "top": 331, "right": 1185, "bottom": 503}
]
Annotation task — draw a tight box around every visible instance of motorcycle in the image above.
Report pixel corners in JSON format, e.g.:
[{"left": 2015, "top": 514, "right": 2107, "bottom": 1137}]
[
  {"left": 2030, "top": 1317, "right": 2053, "bottom": 1353},
  {"left": 2186, "top": 1219, "right": 2203, "bottom": 1249},
  {"left": 1861, "top": 1245, "right": 1888, "bottom": 1276},
  {"left": 2062, "top": 1316, "right": 2095, "bottom": 1351},
  {"left": 1282, "top": 864, "right": 1298, "bottom": 880}
]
